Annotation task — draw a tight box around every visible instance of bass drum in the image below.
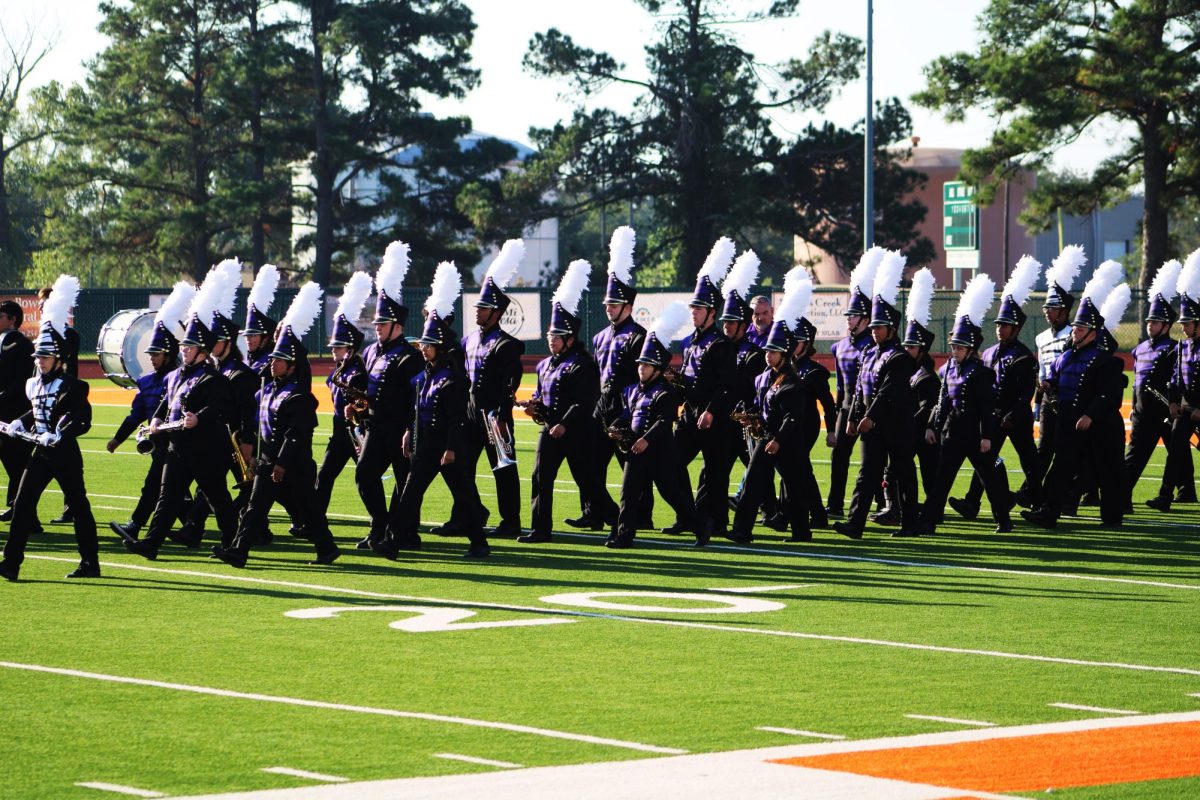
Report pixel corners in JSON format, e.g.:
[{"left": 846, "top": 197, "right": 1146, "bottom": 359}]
[{"left": 97, "top": 309, "right": 157, "bottom": 389}]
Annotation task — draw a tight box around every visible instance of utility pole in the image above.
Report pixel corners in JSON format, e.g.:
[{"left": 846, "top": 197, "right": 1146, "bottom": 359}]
[{"left": 864, "top": 0, "right": 874, "bottom": 250}]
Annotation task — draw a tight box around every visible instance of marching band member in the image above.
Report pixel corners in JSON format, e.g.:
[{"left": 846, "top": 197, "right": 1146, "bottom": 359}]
[
  {"left": 1022, "top": 263, "right": 1128, "bottom": 529},
  {"left": 788, "top": 271, "right": 838, "bottom": 529},
  {"left": 574, "top": 226, "right": 649, "bottom": 530},
  {"left": 607, "top": 303, "right": 714, "bottom": 549},
  {"left": 1126, "top": 260, "right": 1185, "bottom": 501},
  {"left": 355, "top": 242, "right": 423, "bottom": 549},
  {"left": 37, "top": 285, "right": 80, "bottom": 525},
  {"left": 729, "top": 274, "right": 817, "bottom": 544},
  {"left": 916, "top": 275, "right": 1013, "bottom": 536},
  {"left": 315, "top": 271, "right": 372, "bottom": 519},
  {"left": 0, "top": 299, "right": 35, "bottom": 525},
  {"left": 826, "top": 247, "right": 885, "bottom": 519},
  {"left": 214, "top": 283, "right": 341, "bottom": 568},
  {"left": 0, "top": 276, "right": 99, "bottom": 581},
  {"left": 951, "top": 256, "right": 1042, "bottom": 519},
  {"left": 451, "top": 239, "right": 526, "bottom": 538},
  {"left": 898, "top": 267, "right": 940, "bottom": 505},
  {"left": 108, "top": 281, "right": 195, "bottom": 542},
  {"left": 833, "top": 251, "right": 920, "bottom": 539},
  {"left": 242, "top": 264, "right": 281, "bottom": 376},
  {"left": 521, "top": 260, "right": 619, "bottom": 544},
  {"left": 374, "top": 263, "right": 490, "bottom": 558},
  {"left": 661, "top": 237, "right": 738, "bottom": 537},
  {"left": 122, "top": 268, "right": 241, "bottom": 558},
  {"left": 1148, "top": 253, "right": 1200, "bottom": 510}
]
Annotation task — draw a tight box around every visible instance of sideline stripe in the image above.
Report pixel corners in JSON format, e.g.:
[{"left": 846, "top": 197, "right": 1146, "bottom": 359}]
[
  {"left": 756, "top": 726, "right": 845, "bottom": 740},
  {"left": 432, "top": 753, "right": 523, "bottom": 769},
  {"left": 261, "top": 767, "right": 348, "bottom": 783},
  {"left": 26, "top": 556, "right": 1200, "bottom": 678},
  {"left": 905, "top": 714, "right": 996, "bottom": 727},
  {"left": 1049, "top": 702, "right": 1141, "bottom": 716},
  {"left": 709, "top": 584, "right": 817, "bottom": 593},
  {"left": 0, "top": 661, "right": 686, "bottom": 755},
  {"left": 74, "top": 782, "right": 164, "bottom": 798}
]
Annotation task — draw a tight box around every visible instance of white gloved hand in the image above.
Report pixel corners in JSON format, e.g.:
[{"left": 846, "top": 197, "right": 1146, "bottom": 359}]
[
  {"left": 36, "top": 431, "right": 56, "bottom": 447},
  {"left": 7, "top": 419, "right": 25, "bottom": 436}
]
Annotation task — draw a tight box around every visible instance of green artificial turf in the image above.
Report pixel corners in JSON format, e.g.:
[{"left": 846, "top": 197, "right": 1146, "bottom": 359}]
[{"left": 0, "top": 379, "right": 1195, "bottom": 798}]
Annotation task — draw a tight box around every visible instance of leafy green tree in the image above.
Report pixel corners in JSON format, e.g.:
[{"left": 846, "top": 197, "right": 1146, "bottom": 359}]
[
  {"left": 915, "top": 0, "right": 1200, "bottom": 289},
  {"left": 479, "top": 0, "right": 930, "bottom": 285}
]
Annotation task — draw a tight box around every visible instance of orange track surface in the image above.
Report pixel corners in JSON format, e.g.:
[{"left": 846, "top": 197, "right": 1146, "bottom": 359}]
[{"left": 771, "top": 721, "right": 1200, "bottom": 793}]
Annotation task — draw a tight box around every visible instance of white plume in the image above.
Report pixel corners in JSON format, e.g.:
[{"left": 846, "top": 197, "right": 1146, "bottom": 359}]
[
  {"left": 848, "top": 246, "right": 886, "bottom": 296},
  {"left": 905, "top": 267, "right": 935, "bottom": 328},
  {"left": 334, "top": 272, "right": 374, "bottom": 324},
  {"left": 1003, "top": 255, "right": 1041, "bottom": 306},
  {"left": 608, "top": 226, "right": 636, "bottom": 283},
  {"left": 187, "top": 264, "right": 230, "bottom": 326},
  {"left": 1046, "top": 244, "right": 1086, "bottom": 292},
  {"left": 1081, "top": 259, "right": 1125, "bottom": 311},
  {"left": 776, "top": 273, "right": 813, "bottom": 328},
  {"left": 484, "top": 238, "right": 525, "bottom": 291},
  {"left": 954, "top": 274, "right": 996, "bottom": 327},
  {"left": 1179, "top": 248, "right": 1200, "bottom": 300},
  {"left": 1148, "top": 260, "right": 1182, "bottom": 301},
  {"left": 279, "top": 282, "right": 324, "bottom": 338},
  {"left": 41, "top": 274, "right": 81, "bottom": 336},
  {"left": 1101, "top": 283, "right": 1131, "bottom": 333},
  {"left": 424, "top": 261, "right": 462, "bottom": 318},
  {"left": 697, "top": 237, "right": 736, "bottom": 285},
  {"left": 872, "top": 250, "right": 906, "bottom": 306},
  {"left": 651, "top": 301, "right": 691, "bottom": 345},
  {"left": 214, "top": 257, "right": 241, "bottom": 320},
  {"left": 722, "top": 250, "right": 760, "bottom": 300},
  {"left": 782, "top": 264, "right": 810, "bottom": 298},
  {"left": 155, "top": 281, "right": 197, "bottom": 334},
  {"left": 247, "top": 264, "right": 280, "bottom": 314},
  {"left": 376, "top": 241, "right": 411, "bottom": 300},
  {"left": 552, "top": 259, "right": 591, "bottom": 316}
]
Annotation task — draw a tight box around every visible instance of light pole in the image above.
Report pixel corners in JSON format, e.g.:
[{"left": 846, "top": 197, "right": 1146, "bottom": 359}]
[{"left": 864, "top": 0, "right": 874, "bottom": 250}]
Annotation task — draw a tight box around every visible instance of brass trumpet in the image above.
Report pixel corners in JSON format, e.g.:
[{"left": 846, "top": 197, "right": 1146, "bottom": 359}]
[{"left": 133, "top": 418, "right": 189, "bottom": 454}]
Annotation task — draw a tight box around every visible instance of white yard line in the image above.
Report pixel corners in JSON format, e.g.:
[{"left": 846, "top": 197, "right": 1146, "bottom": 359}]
[
  {"left": 432, "top": 753, "right": 523, "bottom": 769},
  {"left": 25, "top": 556, "right": 1200, "bottom": 678},
  {"left": 755, "top": 726, "right": 845, "bottom": 740},
  {"left": 1049, "top": 702, "right": 1141, "bottom": 715},
  {"left": 75, "top": 782, "right": 165, "bottom": 798},
  {"left": 709, "top": 584, "right": 818, "bottom": 593},
  {"left": 904, "top": 714, "right": 996, "bottom": 727},
  {"left": 261, "top": 768, "right": 348, "bottom": 783},
  {"left": 0, "top": 660, "right": 686, "bottom": 755}
]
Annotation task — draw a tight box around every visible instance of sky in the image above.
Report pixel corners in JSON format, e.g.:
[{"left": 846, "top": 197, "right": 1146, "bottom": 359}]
[{"left": 2, "top": 0, "right": 1125, "bottom": 172}]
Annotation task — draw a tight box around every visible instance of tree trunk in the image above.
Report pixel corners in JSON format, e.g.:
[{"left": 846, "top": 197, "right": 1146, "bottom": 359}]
[
  {"left": 309, "top": 0, "right": 334, "bottom": 288},
  {"left": 1140, "top": 107, "right": 1170, "bottom": 315}
]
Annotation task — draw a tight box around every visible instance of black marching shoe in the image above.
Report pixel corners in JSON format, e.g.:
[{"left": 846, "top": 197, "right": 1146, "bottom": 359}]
[
  {"left": 0, "top": 507, "right": 12, "bottom": 522},
  {"left": 832, "top": 521, "right": 863, "bottom": 540},
  {"left": 308, "top": 546, "right": 341, "bottom": 566},
  {"left": 0, "top": 559, "right": 18, "bottom": 581},
  {"left": 212, "top": 546, "right": 248, "bottom": 569},
  {"left": 109, "top": 521, "right": 139, "bottom": 544},
  {"left": 288, "top": 524, "right": 309, "bottom": 539},
  {"left": 51, "top": 511, "right": 74, "bottom": 524},
  {"left": 948, "top": 497, "right": 979, "bottom": 521},
  {"left": 1174, "top": 487, "right": 1197, "bottom": 503},
  {"left": 1012, "top": 486, "right": 1034, "bottom": 509},
  {"left": 167, "top": 525, "right": 202, "bottom": 549},
  {"left": 660, "top": 520, "right": 690, "bottom": 536},
  {"left": 517, "top": 531, "right": 553, "bottom": 543},
  {"left": 369, "top": 538, "right": 399, "bottom": 560},
  {"left": 65, "top": 561, "right": 101, "bottom": 579},
  {"left": 1144, "top": 495, "right": 1172, "bottom": 512},
  {"left": 564, "top": 515, "right": 604, "bottom": 530},
  {"left": 762, "top": 513, "right": 790, "bottom": 532},
  {"left": 891, "top": 527, "right": 921, "bottom": 538},
  {"left": 694, "top": 519, "right": 715, "bottom": 548},
  {"left": 464, "top": 541, "right": 491, "bottom": 558},
  {"left": 489, "top": 520, "right": 521, "bottom": 538},
  {"left": 870, "top": 509, "right": 901, "bottom": 526},
  {"left": 1020, "top": 508, "right": 1057, "bottom": 529},
  {"left": 605, "top": 535, "right": 632, "bottom": 549},
  {"left": 124, "top": 539, "right": 159, "bottom": 561},
  {"left": 725, "top": 529, "right": 753, "bottom": 544},
  {"left": 785, "top": 531, "right": 813, "bottom": 543},
  {"left": 994, "top": 518, "right": 1015, "bottom": 534},
  {"left": 823, "top": 506, "right": 845, "bottom": 520},
  {"left": 429, "top": 521, "right": 464, "bottom": 536}
]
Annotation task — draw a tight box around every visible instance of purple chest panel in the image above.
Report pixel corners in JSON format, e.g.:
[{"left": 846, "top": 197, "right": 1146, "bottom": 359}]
[
  {"left": 258, "top": 379, "right": 300, "bottom": 442},
  {"left": 833, "top": 331, "right": 872, "bottom": 395},
  {"left": 858, "top": 342, "right": 898, "bottom": 401},
  {"left": 327, "top": 360, "right": 365, "bottom": 417},
  {"left": 1180, "top": 339, "right": 1200, "bottom": 392},
  {"left": 1132, "top": 336, "right": 1173, "bottom": 391},
  {"left": 982, "top": 342, "right": 1023, "bottom": 389},
  {"left": 680, "top": 327, "right": 720, "bottom": 386},
  {"left": 363, "top": 338, "right": 407, "bottom": 399},
  {"left": 943, "top": 359, "right": 981, "bottom": 410},
  {"left": 734, "top": 337, "right": 759, "bottom": 369},
  {"left": 463, "top": 326, "right": 503, "bottom": 385},
  {"left": 165, "top": 366, "right": 206, "bottom": 422},
  {"left": 592, "top": 319, "right": 639, "bottom": 385},
  {"left": 535, "top": 351, "right": 582, "bottom": 410},
  {"left": 625, "top": 381, "right": 672, "bottom": 433},
  {"left": 1052, "top": 344, "right": 1104, "bottom": 407},
  {"left": 416, "top": 364, "right": 455, "bottom": 426}
]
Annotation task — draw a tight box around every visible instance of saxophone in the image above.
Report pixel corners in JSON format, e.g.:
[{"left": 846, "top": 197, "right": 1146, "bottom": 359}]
[
  {"left": 329, "top": 361, "right": 370, "bottom": 454},
  {"left": 730, "top": 406, "right": 766, "bottom": 441},
  {"left": 228, "top": 425, "right": 254, "bottom": 488}
]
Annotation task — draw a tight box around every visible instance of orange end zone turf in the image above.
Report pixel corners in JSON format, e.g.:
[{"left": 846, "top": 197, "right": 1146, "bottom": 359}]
[{"left": 770, "top": 722, "right": 1200, "bottom": 793}]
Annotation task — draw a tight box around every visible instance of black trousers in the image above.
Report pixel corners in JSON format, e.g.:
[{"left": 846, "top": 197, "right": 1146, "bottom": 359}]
[
  {"left": 584, "top": 424, "right": 653, "bottom": 523},
  {"left": 316, "top": 422, "right": 358, "bottom": 516},
  {"left": 922, "top": 434, "right": 1011, "bottom": 526},
  {"left": 963, "top": 420, "right": 1040, "bottom": 507},
  {"left": 231, "top": 459, "right": 337, "bottom": 557},
  {"left": 453, "top": 414, "right": 521, "bottom": 527},
  {"left": 355, "top": 425, "right": 409, "bottom": 541},
  {"left": 0, "top": 436, "right": 32, "bottom": 508},
  {"left": 826, "top": 410, "right": 858, "bottom": 512},
  {"left": 389, "top": 433, "right": 486, "bottom": 546},
  {"left": 144, "top": 446, "right": 239, "bottom": 547},
  {"left": 186, "top": 452, "right": 253, "bottom": 532},
  {"left": 3, "top": 441, "right": 97, "bottom": 566},
  {"left": 1041, "top": 413, "right": 1127, "bottom": 524},
  {"left": 131, "top": 444, "right": 190, "bottom": 528},
  {"left": 615, "top": 446, "right": 705, "bottom": 542},
  {"left": 733, "top": 439, "right": 816, "bottom": 538},
  {"left": 531, "top": 426, "right": 619, "bottom": 536},
  {"left": 1157, "top": 414, "right": 1199, "bottom": 501},
  {"left": 673, "top": 413, "right": 739, "bottom": 529},
  {"left": 848, "top": 426, "right": 918, "bottom": 530}
]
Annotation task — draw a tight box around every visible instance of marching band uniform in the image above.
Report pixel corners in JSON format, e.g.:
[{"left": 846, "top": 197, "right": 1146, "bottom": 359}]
[
  {"left": 215, "top": 288, "right": 341, "bottom": 568},
  {"left": 124, "top": 314, "right": 241, "bottom": 557},
  {"left": 721, "top": 282, "right": 770, "bottom": 517},
  {"left": 792, "top": 317, "right": 837, "bottom": 527},
  {"left": 1149, "top": 286, "right": 1200, "bottom": 510},
  {"left": 729, "top": 321, "right": 816, "bottom": 543},
  {"left": 1126, "top": 288, "right": 1185, "bottom": 500},
  {"left": 607, "top": 320, "right": 713, "bottom": 549},
  {"left": 900, "top": 309, "right": 940, "bottom": 503},
  {"left": 0, "top": 301, "right": 35, "bottom": 522},
  {"left": 0, "top": 313, "right": 99, "bottom": 581},
  {"left": 316, "top": 318, "right": 367, "bottom": 518},
  {"left": 1022, "top": 274, "right": 1077, "bottom": 505},
  {"left": 523, "top": 269, "right": 619, "bottom": 543},
  {"left": 827, "top": 316, "right": 874, "bottom": 517},
  {"left": 242, "top": 278, "right": 279, "bottom": 378}
]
